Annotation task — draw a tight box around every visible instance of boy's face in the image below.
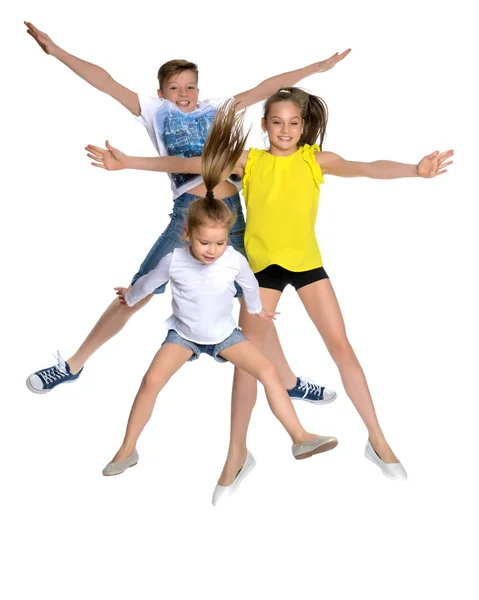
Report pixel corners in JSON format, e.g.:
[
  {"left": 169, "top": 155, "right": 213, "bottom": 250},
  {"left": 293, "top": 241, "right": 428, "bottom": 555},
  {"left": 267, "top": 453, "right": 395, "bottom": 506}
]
[{"left": 158, "top": 70, "right": 199, "bottom": 113}]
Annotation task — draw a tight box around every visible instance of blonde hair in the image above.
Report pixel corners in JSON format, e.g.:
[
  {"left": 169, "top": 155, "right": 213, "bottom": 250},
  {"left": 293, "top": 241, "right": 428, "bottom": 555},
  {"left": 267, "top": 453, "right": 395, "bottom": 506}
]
[{"left": 187, "top": 100, "right": 248, "bottom": 233}]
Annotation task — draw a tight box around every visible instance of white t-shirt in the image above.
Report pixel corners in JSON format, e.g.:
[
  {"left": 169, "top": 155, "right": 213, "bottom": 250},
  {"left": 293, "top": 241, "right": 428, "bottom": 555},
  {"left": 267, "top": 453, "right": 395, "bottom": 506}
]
[
  {"left": 135, "top": 95, "right": 242, "bottom": 199},
  {"left": 125, "top": 246, "right": 262, "bottom": 344}
]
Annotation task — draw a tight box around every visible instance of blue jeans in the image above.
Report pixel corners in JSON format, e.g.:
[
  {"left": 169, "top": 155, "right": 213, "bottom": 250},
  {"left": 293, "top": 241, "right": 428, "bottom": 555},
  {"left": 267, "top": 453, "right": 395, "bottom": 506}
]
[
  {"left": 162, "top": 328, "right": 248, "bottom": 363},
  {"left": 131, "top": 192, "right": 246, "bottom": 295}
]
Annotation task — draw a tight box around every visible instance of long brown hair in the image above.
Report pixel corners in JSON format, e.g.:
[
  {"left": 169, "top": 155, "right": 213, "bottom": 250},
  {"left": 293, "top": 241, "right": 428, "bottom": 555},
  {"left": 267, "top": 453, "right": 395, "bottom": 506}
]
[
  {"left": 187, "top": 100, "right": 248, "bottom": 232},
  {"left": 263, "top": 87, "right": 328, "bottom": 149}
]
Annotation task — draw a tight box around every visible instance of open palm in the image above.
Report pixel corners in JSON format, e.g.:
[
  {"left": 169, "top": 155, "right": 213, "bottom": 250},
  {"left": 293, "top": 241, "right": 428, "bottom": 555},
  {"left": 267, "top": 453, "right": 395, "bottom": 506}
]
[
  {"left": 86, "top": 142, "right": 127, "bottom": 171},
  {"left": 316, "top": 49, "right": 352, "bottom": 73},
  {"left": 417, "top": 150, "right": 454, "bottom": 178}
]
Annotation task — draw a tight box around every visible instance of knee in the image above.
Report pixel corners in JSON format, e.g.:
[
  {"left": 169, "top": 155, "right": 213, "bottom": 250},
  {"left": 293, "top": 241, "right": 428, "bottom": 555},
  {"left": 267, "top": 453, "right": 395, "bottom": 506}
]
[
  {"left": 328, "top": 336, "right": 354, "bottom": 363},
  {"left": 140, "top": 371, "right": 166, "bottom": 393},
  {"left": 257, "top": 362, "right": 280, "bottom": 386}
]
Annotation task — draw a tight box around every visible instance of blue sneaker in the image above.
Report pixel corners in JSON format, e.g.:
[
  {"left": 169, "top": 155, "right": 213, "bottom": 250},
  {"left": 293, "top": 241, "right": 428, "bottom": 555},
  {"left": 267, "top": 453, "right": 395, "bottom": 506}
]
[
  {"left": 26, "top": 352, "right": 83, "bottom": 394},
  {"left": 288, "top": 376, "right": 337, "bottom": 405}
]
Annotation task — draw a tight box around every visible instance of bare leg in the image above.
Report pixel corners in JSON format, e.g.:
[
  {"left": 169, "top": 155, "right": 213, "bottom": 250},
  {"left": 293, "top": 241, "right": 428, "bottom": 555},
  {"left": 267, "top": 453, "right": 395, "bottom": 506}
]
[
  {"left": 220, "top": 289, "right": 282, "bottom": 485},
  {"left": 237, "top": 297, "right": 297, "bottom": 389},
  {"left": 298, "top": 279, "right": 399, "bottom": 463},
  {"left": 219, "top": 340, "right": 317, "bottom": 444},
  {"left": 110, "top": 343, "right": 193, "bottom": 463},
  {"left": 67, "top": 288, "right": 153, "bottom": 374},
  {"left": 263, "top": 321, "right": 297, "bottom": 389}
]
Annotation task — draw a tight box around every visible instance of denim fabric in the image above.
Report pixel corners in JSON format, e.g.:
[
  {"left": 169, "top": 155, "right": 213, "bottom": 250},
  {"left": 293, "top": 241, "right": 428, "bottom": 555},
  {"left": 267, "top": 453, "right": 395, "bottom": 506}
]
[
  {"left": 161, "top": 328, "right": 247, "bottom": 363},
  {"left": 131, "top": 192, "right": 246, "bottom": 296}
]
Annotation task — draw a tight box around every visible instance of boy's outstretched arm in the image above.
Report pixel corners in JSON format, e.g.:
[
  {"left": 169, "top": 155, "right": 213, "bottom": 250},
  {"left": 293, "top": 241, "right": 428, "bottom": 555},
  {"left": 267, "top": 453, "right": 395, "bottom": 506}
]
[
  {"left": 318, "top": 150, "right": 454, "bottom": 179},
  {"left": 24, "top": 21, "right": 141, "bottom": 115},
  {"left": 233, "top": 49, "right": 351, "bottom": 110}
]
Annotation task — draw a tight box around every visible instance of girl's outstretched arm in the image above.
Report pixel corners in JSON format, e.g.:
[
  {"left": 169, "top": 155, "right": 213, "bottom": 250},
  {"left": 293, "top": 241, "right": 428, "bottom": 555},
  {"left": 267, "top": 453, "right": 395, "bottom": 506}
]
[
  {"left": 318, "top": 150, "right": 454, "bottom": 179},
  {"left": 86, "top": 143, "right": 248, "bottom": 177},
  {"left": 86, "top": 142, "right": 203, "bottom": 174},
  {"left": 234, "top": 50, "right": 351, "bottom": 110}
]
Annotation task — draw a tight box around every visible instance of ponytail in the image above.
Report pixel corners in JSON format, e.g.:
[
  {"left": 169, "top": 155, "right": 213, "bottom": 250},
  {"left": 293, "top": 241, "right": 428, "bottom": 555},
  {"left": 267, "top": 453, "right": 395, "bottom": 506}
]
[{"left": 187, "top": 100, "right": 248, "bottom": 232}]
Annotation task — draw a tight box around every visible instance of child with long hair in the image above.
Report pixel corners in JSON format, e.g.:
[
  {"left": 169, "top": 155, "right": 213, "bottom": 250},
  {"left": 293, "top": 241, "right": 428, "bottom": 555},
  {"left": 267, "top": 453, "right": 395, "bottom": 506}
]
[
  {"left": 87, "top": 89, "right": 453, "bottom": 502},
  {"left": 25, "top": 21, "right": 347, "bottom": 406},
  {"left": 101, "top": 103, "right": 338, "bottom": 506}
]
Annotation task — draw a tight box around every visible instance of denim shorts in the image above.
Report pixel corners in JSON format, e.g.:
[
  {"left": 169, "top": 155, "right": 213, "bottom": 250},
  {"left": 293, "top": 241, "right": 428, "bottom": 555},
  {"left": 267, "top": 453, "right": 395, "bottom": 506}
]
[
  {"left": 161, "top": 328, "right": 247, "bottom": 363},
  {"left": 131, "top": 192, "right": 246, "bottom": 296}
]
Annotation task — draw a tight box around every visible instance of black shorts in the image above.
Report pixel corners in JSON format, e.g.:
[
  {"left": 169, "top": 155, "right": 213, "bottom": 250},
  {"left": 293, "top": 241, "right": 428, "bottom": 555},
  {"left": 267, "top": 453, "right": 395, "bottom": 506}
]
[{"left": 254, "top": 264, "right": 329, "bottom": 292}]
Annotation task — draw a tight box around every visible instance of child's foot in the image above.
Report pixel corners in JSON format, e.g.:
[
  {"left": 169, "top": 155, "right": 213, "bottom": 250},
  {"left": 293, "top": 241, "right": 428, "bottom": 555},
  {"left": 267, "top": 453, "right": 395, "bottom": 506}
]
[
  {"left": 368, "top": 436, "right": 399, "bottom": 464},
  {"left": 292, "top": 434, "right": 338, "bottom": 459},
  {"left": 364, "top": 439, "right": 407, "bottom": 480},
  {"left": 102, "top": 449, "right": 139, "bottom": 477},
  {"left": 26, "top": 352, "right": 83, "bottom": 394},
  {"left": 288, "top": 376, "right": 337, "bottom": 405},
  {"left": 212, "top": 451, "right": 256, "bottom": 507},
  {"left": 217, "top": 449, "right": 249, "bottom": 487}
]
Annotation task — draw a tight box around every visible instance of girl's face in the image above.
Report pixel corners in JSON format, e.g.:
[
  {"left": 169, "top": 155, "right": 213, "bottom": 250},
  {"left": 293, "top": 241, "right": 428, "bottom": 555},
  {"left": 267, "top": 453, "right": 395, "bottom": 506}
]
[
  {"left": 158, "top": 70, "right": 199, "bottom": 113},
  {"left": 262, "top": 101, "right": 303, "bottom": 155},
  {"left": 185, "top": 224, "right": 229, "bottom": 264}
]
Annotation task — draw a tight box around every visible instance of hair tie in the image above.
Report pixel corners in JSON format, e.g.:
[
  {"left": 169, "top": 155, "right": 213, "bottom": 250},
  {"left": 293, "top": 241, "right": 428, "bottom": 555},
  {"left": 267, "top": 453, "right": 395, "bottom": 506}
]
[{"left": 205, "top": 191, "right": 215, "bottom": 199}]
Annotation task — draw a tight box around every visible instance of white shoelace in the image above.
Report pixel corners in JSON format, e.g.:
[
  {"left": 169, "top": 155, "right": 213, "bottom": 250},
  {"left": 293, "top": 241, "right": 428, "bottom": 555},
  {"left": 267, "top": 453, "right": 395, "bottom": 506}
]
[
  {"left": 298, "top": 376, "right": 324, "bottom": 398},
  {"left": 39, "top": 351, "right": 68, "bottom": 384}
]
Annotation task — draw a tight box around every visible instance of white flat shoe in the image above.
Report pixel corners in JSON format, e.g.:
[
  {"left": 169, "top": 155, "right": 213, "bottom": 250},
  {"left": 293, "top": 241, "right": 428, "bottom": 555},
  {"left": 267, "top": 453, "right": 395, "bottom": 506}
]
[
  {"left": 102, "top": 449, "right": 139, "bottom": 476},
  {"left": 364, "top": 440, "right": 407, "bottom": 480},
  {"left": 212, "top": 451, "right": 256, "bottom": 507}
]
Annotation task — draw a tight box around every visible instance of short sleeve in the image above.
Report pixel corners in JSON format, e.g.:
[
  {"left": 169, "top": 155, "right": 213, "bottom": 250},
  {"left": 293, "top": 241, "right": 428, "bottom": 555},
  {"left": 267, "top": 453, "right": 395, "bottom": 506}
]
[
  {"left": 133, "top": 95, "right": 166, "bottom": 154},
  {"left": 302, "top": 144, "right": 324, "bottom": 187},
  {"left": 135, "top": 95, "right": 164, "bottom": 128},
  {"left": 242, "top": 148, "right": 263, "bottom": 200}
]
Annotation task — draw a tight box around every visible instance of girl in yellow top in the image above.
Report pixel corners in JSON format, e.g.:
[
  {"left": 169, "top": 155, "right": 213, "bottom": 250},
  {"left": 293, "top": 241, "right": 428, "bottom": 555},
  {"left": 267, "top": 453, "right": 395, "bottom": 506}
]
[{"left": 88, "top": 91, "right": 453, "bottom": 499}]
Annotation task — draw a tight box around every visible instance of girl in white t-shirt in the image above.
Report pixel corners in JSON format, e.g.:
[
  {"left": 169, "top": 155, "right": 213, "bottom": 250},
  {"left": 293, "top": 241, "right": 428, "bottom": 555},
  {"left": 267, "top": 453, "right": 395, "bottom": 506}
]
[{"left": 102, "top": 103, "right": 338, "bottom": 505}]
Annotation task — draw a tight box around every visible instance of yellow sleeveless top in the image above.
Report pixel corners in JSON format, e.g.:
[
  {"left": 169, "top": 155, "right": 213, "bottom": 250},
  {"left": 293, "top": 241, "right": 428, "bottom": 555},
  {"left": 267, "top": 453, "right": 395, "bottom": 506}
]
[{"left": 243, "top": 144, "right": 324, "bottom": 273}]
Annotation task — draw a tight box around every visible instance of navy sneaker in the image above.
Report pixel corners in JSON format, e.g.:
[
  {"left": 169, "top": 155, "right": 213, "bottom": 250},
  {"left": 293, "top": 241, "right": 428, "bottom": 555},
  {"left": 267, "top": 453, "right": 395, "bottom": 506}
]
[
  {"left": 288, "top": 376, "right": 337, "bottom": 405},
  {"left": 26, "top": 352, "right": 83, "bottom": 394}
]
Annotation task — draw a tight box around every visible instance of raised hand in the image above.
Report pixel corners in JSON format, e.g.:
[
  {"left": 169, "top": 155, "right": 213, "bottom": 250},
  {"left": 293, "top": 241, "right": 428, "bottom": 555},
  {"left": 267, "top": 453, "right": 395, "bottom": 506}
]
[
  {"left": 86, "top": 141, "right": 127, "bottom": 170},
  {"left": 316, "top": 49, "right": 352, "bottom": 73},
  {"left": 114, "top": 287, "right": 129, "bottom": 304},
  {"left": 24, "top": 22, "right": 58, "bottom": 56},
  {"left": 256, "top": 309, "right": 280, "bottom": 323},
  {"left": 417, "top": 150, "right": 454, "bottom": 178}
]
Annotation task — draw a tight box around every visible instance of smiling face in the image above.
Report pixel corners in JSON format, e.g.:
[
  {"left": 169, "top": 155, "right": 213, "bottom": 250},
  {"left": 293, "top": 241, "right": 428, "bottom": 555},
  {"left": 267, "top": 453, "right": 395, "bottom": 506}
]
[
  {"left": 158, "top": 70, "right": 199, "bottom": 113},
  {"left": 262, "top": 100, "right": 304, "bottom": 156},
  {"left": 185, "top": 223, "right": 229, "bottom": 264}
]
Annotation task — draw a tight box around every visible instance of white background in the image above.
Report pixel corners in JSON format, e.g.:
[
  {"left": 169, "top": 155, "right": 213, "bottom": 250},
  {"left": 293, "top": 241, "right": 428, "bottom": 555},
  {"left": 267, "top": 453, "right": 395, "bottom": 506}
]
[{"left": 2, "top": 1, "right": 478, "bottom": 598}]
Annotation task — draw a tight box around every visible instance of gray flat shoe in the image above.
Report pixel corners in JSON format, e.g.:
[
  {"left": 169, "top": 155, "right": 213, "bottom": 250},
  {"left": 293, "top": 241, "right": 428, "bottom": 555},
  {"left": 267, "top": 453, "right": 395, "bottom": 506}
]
[
  {"left": 102, "top": 449, "right": 139, "bottom": 476},
  {"left": 292, "top": 436, "right": 338, "bottom": 460}
]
